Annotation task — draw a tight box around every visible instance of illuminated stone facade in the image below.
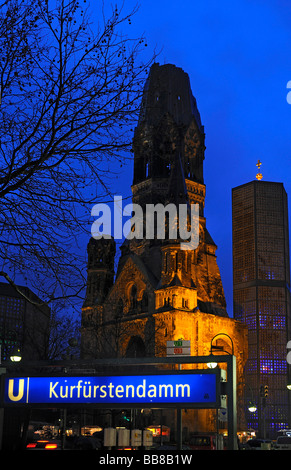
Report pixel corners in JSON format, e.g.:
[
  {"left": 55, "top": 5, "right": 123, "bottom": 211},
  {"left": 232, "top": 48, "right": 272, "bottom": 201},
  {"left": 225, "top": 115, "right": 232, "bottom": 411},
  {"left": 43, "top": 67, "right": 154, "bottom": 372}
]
[{"left": 81, "top": 64, "right": 248, "bottom": 436}]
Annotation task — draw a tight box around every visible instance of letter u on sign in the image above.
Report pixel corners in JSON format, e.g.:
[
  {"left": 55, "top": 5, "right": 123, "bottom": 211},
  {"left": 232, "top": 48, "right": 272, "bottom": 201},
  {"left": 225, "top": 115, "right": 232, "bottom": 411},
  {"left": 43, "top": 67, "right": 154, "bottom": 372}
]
[{"left": 8, "top": 379, "right": 25, "bottom": 402}]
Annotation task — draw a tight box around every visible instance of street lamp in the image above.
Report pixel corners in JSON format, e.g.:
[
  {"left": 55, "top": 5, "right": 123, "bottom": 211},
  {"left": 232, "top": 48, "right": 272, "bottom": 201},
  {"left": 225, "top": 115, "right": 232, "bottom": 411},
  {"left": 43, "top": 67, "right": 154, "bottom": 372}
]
[
  {"left": 248, "top": 402, "right": 257, "bottom": 413},
  {"left": 207, "top": 333, "right": 234, "bottom": 369},
  {"left": 246, "top": 389, "right": 257, "bottom": 413},
  {"left": 206, "top": 355, "right": 219, "bottom": 369},
  {"left": 10, "top": 347, "right": 22, "bottom": 362}
]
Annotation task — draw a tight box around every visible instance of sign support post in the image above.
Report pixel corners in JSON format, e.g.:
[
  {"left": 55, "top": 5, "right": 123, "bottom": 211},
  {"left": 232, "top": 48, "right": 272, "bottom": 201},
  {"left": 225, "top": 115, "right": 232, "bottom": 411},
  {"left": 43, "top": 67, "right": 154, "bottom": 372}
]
[
  {"left": 226, "top": 354, "right": 237, "bottom": 451},
  {"left": 0, "top": 368, "right": 5, "bottom": 451},
  {"left": 177, "top": 363, "right": 182, "bottom": 450}
]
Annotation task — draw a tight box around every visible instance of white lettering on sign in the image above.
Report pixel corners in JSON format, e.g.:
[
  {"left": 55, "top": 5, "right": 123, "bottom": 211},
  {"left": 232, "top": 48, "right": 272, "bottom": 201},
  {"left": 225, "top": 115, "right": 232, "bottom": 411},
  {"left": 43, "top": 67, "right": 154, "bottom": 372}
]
[
  {"left": 48, "top": 379, "right": 190, "bottom": 400},
  {"left": 5, "top": 373, "right": 217, "bottom": 406}
]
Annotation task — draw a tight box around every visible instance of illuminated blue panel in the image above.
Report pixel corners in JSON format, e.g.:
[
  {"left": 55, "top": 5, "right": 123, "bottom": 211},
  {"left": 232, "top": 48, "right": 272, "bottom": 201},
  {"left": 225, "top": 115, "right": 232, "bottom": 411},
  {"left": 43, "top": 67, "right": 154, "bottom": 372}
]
[
  {"left": 4, "top": 373, "right": 218, "bottom": 407},
  {"left": 260, "top": 359, "right": 287, "bottom": 374}
]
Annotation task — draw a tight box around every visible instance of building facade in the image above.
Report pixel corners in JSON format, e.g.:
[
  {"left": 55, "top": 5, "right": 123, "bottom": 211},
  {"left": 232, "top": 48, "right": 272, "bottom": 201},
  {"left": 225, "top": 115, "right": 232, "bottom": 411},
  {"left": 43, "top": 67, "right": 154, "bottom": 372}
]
[
  {"left": 82, "top": 63, "right": 248, "bottom": 438},
  {"left": 0, "top": 282, "right": 50, "bottom": 361},
  {"left": 232, "top": 180, "right": 291, "bottom": 438}
]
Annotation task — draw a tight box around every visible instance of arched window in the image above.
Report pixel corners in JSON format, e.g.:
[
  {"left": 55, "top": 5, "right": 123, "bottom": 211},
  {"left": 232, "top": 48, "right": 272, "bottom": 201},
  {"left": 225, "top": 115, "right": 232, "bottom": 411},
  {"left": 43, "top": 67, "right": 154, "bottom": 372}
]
[
  {"left": 126, "top": 336, "right": 146, "bottom": 358},
  {"left": 175, "top": 252, "right": 179, "bottom": 271},
  {"left": 142, "top": 291, "right": 148, "bottom": 311},
  {"left": 164, "top": 297, "right": 171, "bottom": 307},
  {"left": 130, "top": 285, "right": 137, "bottom": 310},
  {"left": 164, "top": 251, "right": 169, "bottom": 272}
]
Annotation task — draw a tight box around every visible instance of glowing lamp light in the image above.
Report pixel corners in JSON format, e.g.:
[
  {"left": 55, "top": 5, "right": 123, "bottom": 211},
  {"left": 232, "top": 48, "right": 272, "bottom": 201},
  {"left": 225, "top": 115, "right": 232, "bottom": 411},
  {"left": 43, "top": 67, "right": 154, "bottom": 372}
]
[
  {"left": 248, "top": 403, "right": 257, "bottom": 413},
  {"left": 207, "top": 356, "right": 218, "bottom": 369},
  {"left": 287, "top": 384, "right": 291, "bottom": 391},
  {"left": 10, "top": 348, "right": 22, "bottom": 362}
]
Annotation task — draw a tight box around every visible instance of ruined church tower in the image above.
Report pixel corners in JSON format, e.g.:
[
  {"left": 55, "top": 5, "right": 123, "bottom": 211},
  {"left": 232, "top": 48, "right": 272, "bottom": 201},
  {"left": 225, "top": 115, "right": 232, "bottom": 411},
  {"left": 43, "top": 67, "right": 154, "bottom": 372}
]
[
  {"left": 81, "top": 63, "right": 248, "bottom": 434},
  {"left": 128, "top": 63, "right": 226, "bottom": 311}
]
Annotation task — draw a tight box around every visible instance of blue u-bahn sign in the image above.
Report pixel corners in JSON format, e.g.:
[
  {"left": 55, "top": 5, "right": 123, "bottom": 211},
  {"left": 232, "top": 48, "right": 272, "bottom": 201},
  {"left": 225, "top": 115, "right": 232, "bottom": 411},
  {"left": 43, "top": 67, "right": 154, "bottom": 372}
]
[{"left": 3, "top": 371, "right": 222, "bottom": 408}]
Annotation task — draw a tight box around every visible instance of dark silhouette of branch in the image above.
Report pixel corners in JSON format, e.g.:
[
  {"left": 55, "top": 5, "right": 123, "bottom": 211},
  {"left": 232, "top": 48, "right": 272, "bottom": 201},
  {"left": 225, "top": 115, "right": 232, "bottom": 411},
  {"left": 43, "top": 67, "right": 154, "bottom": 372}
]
[{"left": 0, "top": 0, "right": 157, "bottom": 304}]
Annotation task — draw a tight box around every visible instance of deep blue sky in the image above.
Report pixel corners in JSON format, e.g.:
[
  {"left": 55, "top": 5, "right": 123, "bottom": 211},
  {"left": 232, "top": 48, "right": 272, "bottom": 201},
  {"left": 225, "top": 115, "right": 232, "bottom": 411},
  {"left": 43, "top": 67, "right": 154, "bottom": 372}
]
[{"left": 100, "top": 0, "right": 291, "bottom": 316}]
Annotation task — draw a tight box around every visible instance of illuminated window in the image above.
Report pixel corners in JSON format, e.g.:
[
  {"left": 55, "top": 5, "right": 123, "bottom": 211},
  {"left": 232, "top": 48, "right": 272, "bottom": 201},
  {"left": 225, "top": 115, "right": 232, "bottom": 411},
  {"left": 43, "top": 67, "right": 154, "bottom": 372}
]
[{"left": 260, "top": 359, "right": 287, "bottom": 374}]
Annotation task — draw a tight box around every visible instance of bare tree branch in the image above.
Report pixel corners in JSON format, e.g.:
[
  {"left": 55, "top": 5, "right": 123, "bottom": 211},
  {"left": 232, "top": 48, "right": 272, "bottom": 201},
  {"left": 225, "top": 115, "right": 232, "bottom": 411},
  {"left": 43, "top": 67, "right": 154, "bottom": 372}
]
[{"left": 0, "top": 0, "right": 157, "bottom": 305}]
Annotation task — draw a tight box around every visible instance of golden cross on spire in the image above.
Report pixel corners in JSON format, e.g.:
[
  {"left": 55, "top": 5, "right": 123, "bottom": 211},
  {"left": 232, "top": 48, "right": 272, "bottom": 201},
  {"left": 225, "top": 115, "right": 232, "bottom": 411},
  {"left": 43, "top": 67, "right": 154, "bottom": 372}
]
[{"left": 256, "top": 159, "right": 263, "bottom": 180}]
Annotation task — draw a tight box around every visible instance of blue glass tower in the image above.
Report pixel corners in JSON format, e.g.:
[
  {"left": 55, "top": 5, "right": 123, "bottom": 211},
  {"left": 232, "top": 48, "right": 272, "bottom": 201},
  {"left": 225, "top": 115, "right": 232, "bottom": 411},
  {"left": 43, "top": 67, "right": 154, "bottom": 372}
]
[{"left": 232, "top": 179, "right": 291, "bottom": 439}]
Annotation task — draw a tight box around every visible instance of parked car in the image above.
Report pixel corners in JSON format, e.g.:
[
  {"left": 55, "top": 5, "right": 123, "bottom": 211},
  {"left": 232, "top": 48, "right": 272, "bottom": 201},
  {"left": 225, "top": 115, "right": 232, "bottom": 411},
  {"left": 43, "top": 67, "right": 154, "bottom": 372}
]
[
  {"left": 274, "top": 436, "right": 291, "bottom": 450},
  {"left": 189, "top": 434, "right": 223, "bottom": 450},
  {"left": 243, "top": 439, "right": 272, "bottom": 450},
  {"left": 73, "top": 435, "right": 102, "bottom": 450}
]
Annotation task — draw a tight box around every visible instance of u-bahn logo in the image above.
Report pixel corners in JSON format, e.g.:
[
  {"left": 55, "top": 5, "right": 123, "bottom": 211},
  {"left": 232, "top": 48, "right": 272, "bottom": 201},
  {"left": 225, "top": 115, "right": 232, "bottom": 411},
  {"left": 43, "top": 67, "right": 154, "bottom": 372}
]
[{"left": 6, "top": 378, "right": 28, "bottom": 403}]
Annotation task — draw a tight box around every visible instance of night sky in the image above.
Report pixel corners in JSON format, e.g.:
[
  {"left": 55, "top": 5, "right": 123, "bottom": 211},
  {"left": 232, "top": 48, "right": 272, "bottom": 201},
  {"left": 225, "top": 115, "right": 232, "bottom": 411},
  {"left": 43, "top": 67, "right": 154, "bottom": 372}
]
[{"left": 100, "top": 0, "right": 291, "bottom": 316}]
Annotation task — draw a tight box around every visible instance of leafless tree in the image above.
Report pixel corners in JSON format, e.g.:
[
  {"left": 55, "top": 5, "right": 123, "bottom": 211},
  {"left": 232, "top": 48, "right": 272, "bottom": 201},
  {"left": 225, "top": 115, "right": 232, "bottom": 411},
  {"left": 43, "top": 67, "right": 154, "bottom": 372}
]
[
  {"left": 22, "top": 299, "right": 80, "bottom": 360},
  {"left": 44, "top": 306, "right": 80, "bottom": 360},
  {"left": 0, "top": 0, "right": 155, "bottom": 308}
]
